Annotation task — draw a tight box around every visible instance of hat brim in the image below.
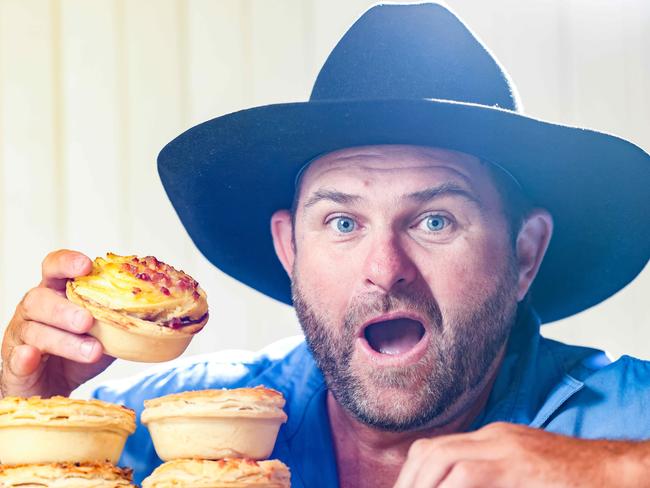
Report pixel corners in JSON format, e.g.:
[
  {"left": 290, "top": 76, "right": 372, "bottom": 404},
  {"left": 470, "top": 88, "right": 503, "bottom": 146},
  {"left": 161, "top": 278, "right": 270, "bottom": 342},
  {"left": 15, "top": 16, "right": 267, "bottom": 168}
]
[{"left": 158, "top": 99, "right": 650, "bottom": 324}]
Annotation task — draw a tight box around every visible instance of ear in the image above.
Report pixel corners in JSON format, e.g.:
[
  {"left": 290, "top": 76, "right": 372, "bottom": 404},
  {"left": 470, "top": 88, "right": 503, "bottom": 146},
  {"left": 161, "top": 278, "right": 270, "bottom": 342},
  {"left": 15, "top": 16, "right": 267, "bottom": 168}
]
[
  {"left": 514, "top": 209, "right": 553, "bottom": 301},
  {"left": 270, "top": 209, "right": 295, "bottom": 276}
]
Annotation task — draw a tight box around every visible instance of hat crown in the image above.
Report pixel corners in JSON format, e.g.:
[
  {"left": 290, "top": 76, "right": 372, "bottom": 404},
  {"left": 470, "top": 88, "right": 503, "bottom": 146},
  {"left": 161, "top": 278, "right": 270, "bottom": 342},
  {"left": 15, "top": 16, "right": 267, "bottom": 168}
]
[{"left": 310, "top": 3, "right": 520, "bottom": 111}]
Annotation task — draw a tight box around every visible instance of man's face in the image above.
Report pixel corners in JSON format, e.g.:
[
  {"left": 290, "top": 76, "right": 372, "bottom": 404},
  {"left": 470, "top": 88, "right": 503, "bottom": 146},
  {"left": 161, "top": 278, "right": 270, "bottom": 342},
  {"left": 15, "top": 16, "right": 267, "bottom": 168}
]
[{"left": 290, "top": 145, "right": 521, "bottom": 432}]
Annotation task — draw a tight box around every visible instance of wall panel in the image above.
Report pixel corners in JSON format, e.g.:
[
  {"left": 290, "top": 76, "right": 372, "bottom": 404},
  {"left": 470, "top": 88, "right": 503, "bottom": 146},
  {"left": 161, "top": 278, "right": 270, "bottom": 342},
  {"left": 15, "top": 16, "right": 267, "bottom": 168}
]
[
  {"left": 0, "top": 0, "right": 60, "bottom": 320},
  {"left": 0, "top": 1, "right": 648, "bottom": 396}
]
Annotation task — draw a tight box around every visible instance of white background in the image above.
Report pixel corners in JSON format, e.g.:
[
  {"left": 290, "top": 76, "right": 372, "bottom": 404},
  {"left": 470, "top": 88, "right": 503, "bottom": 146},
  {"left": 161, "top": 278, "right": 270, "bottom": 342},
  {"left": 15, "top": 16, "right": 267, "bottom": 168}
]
[{"left": 0, "top": 0, "right": 648, "bottom": 398}]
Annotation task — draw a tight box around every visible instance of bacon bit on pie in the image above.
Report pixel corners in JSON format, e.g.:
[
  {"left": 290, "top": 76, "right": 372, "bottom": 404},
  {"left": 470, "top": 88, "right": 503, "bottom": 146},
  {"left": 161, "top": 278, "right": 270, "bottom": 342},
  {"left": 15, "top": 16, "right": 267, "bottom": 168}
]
[
  {"left": 160, "top": 286, "right": 170, "bottom": 296},
  {"left": 142, "top": 256, "right": 163, "bottom": 270},
  {"left": 121, "top": 263, "right": 138, "bottom": 274},
  {"left": 150, "top": 272, "right": 165, "bottom": 282},
  {"left": 132, "top": 287, "right": 142, "bottom": 295},
  {"left": 192, "top": 291, "right": 200, "bottom": 300},
  {"left": 136, "top": 272, "right": 151, "bottom": 281},
  {"left": 168, "top": 317, "right": 182, "bottom": 329}
]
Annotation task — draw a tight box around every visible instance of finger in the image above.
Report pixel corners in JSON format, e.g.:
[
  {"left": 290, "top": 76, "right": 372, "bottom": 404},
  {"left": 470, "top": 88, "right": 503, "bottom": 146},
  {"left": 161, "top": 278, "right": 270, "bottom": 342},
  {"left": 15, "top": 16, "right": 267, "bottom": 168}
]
[
  {"left": 39, "top": 249, "right": 92, "bottom": 290},
  {"left": 20, "top": 287, "right": 94, "bottom": 334},
  {"left": 6, "top": 344, "right": 43, "bottom": 377},
  {"left": 438, "top": 460, "right": 504, "bottom": 488},
  {"left": 394, "top": 439, "right": 445, "bottom": 488},
  {"left": 394, "top": 438, "right": 497, "bottom": 488},
  {"left": 1, "top": 344, "right": 47, "bottom": 398},
  {"left": 20, "top": 321, "right": 103, "bottom": 363}
]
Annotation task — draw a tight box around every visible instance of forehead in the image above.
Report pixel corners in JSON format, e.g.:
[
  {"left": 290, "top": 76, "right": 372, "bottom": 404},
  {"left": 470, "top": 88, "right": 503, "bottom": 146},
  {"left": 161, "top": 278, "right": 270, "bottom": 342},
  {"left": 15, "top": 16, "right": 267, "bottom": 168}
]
[{"left": 298, "top": 145, "right": 490, "bottom": 192}]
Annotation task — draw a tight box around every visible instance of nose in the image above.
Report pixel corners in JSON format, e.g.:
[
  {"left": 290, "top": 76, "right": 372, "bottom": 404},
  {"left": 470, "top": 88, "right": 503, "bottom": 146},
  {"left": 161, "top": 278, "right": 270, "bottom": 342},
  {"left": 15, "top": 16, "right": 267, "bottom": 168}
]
[{"left": 362, "top": 232, "right": 418, "bottom": 293}]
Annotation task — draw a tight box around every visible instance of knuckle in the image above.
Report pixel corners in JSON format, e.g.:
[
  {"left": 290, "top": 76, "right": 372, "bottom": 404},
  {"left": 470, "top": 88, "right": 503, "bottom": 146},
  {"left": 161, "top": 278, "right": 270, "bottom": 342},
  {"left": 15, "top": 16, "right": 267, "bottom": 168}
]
[
  {"left": 452, "top": 461, "right": 475, "bottom": 484},
  {"left": 408, "top": 438, "right": 430, "bottom": 458},
  {"left": 18, "top": 320, "right": 36, "bottom": 345},
  {"left": 484, "top": 421, "right": 508, "bottom": 433},
  {"left": 20, "top": 288, "right": 41, "bottom": 317}
]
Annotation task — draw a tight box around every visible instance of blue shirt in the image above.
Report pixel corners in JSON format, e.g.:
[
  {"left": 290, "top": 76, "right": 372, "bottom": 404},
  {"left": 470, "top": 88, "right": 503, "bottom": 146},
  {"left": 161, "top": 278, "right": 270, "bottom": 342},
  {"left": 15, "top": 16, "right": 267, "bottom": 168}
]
[{"left": 93, "top": 308, "right": 650, "bottom": 486}]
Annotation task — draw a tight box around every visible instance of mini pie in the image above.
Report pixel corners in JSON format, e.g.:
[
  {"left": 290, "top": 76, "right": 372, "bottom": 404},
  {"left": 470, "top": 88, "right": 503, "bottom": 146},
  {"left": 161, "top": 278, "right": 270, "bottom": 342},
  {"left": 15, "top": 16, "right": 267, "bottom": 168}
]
[
  {"left": 0, "top": 462, "right": 135, "bottom": 487},
  {"left": 141, "top": 459, "right": 291, "bottom": 488},
  {"left": 0, "top": 396, "right": 136, "bottom": 465},
  {"left": 141, "top": 387, "right": 288, "bottom": 461},
  {"left": 66, "top": 252, "right": 209, "bottom": 362},
  {"left": 0, "top": 463, "right": 135, "bottom": 488}
]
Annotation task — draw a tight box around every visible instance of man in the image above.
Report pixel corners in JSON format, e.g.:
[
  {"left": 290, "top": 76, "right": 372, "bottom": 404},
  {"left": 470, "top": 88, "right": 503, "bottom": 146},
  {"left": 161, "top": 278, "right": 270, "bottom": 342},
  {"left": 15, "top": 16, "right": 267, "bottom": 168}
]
[{"left": 2, "top": 3, "right": 650, "bottom": 487}]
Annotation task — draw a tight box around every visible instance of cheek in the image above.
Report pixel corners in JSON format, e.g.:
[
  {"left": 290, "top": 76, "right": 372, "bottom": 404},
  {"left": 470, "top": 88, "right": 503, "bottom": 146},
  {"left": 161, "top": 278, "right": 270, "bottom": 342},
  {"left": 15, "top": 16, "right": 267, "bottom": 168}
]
[
  {"left": 294, "top": 245, "right": 359, "bottom": 317},
  {"left": 417, "top": 234, "right": 513, "bottom": 309}
]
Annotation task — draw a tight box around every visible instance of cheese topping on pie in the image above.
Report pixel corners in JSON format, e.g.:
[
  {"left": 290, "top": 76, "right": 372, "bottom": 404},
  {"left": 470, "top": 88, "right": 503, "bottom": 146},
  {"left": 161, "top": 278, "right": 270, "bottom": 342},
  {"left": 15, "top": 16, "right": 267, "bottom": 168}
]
[{"left": 68, "top": 253, "right": 208, "bottom": 328}]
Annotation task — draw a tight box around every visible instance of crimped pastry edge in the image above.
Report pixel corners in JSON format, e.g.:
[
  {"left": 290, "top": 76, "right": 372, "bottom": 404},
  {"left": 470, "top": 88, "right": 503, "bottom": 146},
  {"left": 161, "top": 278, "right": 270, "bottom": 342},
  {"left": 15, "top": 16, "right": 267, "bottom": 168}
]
[
  {"left": 0, "top": 396, "right": 135, "bottom": 432},
  {"left": 141, "top": 387, "right": 288, "bottom": 423},
  {"left": 0, "top": 461, "right": 134, "bottom": 486},
  {"left": 142, "top": 458, "right": 290, "bottom": 488}
]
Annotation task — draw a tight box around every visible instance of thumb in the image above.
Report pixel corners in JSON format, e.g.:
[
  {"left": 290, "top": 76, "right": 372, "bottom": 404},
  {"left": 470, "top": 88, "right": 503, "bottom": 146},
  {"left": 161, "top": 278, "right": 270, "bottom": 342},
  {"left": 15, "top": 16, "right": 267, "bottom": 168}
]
[{"left": 1, "top": 345, "right": 47, "bottom": 398}]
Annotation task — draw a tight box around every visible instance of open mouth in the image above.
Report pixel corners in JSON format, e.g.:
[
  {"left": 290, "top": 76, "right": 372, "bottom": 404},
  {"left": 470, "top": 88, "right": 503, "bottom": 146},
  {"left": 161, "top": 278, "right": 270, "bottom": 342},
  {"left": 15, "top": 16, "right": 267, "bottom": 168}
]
[{"left": 363, "top": 318, "right": 426, "bottom": 355}]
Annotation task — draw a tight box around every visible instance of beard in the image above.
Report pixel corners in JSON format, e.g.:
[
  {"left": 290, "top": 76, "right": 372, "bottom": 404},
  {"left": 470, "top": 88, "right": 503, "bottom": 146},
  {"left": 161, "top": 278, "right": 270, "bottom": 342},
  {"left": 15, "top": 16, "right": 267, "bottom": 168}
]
[{"left": 291, "top": 258, "right": 519, "bottom": 432}]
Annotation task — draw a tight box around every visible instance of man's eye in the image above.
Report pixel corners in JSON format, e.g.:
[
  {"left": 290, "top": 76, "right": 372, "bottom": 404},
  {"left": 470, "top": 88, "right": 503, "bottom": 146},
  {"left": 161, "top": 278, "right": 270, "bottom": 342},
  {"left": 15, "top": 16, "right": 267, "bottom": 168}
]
[
  {"left": 330, "top": 216, "right": 356, "bottom": 233},
  {"left": 421, "top": 214, "right": 449, "bottom": 232}
]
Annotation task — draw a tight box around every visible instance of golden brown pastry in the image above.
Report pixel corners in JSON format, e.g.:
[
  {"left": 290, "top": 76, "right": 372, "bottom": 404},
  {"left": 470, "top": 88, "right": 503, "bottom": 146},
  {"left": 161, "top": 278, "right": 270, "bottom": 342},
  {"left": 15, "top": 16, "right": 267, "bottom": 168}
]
[
  {"left": 141, "top": 387, "right": 288, "bottom": 461},
  {"left": 66, "top": 252, "right": 209, "bottom": 362},
  {"left": 141, "top": 459, "right": 291, "bottom": 488},
  {"left": 0, "top": 462, "right": 135, "bottom": 487},
  {"left": 0, "top": 396, "right": 136, "bottom": 465}
]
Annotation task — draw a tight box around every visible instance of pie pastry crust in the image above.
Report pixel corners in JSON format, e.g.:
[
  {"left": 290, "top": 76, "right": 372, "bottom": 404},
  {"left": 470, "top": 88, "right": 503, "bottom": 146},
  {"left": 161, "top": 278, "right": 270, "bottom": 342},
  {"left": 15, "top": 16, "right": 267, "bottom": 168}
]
[
  {"left": 0, "top": 462, "right": 135, "bottom": 487},
  {"left": 0, "top": 396, "right": 135, "bottom": 465},
  {"left": 141, "top": 387, "right": 287, "bottom": 461},
  {"left": 141, "top": 458, "right": 291, "bottom": 488},
  {"left": 66, "top": 253, "right": 209, "bottom": 362}
]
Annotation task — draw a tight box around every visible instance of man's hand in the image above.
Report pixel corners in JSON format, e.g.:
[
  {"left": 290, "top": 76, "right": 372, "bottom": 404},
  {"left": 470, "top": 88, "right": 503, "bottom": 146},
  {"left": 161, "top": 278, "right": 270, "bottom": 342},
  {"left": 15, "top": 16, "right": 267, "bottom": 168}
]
[
  {"left": 394, "top": 422, "right": 648, "bottom": 487},
  {"left": 0, "top": 249, "right": 114, "bottom": 399}
]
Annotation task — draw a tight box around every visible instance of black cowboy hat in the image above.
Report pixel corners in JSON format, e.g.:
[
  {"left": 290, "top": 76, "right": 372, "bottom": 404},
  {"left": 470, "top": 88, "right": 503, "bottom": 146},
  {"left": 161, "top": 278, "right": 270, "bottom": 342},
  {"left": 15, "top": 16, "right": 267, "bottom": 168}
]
[{"left": 158, "top": 2, "right": 650, "bottom": 324}]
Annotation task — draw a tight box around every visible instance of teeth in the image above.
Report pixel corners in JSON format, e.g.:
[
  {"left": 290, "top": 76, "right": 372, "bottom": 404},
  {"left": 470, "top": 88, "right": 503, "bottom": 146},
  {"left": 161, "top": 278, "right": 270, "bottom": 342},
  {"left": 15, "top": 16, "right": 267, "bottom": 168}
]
[{"left": 378, "top": 346, "right": 400, "bottom": 355}]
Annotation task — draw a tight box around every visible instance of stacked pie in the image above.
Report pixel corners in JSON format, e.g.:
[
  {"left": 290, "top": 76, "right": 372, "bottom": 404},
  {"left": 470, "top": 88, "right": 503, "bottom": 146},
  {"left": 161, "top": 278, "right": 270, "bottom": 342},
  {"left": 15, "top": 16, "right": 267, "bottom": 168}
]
[
  {"left": 141, "top": 387, "right": 291, "bottom": 487},
  {"left": 66, "top": 253, "right": 209, "bottom": 362},
  {"left": 142, "top": 459, "right": 291, "bottom": 488},
  {"left": 0, "top": 396, "right": 136, "bottom": 486}
]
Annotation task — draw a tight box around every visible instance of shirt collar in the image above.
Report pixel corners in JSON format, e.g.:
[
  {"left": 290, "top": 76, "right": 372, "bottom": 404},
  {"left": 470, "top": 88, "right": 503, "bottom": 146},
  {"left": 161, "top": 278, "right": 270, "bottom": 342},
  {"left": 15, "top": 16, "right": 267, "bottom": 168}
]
[{"left": 472, "top": 304, "right": 585, "bottom": 427}]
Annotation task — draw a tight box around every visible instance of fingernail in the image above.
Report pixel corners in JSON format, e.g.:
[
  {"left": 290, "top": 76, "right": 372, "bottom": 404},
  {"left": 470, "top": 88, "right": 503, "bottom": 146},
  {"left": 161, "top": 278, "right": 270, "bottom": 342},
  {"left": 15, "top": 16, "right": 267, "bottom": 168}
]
[
  {"left": 79, "top": 340, "right": 96, "bottom": 359},
  {"left": 74, "top": 310, "right": 89, "bottom": 329}
]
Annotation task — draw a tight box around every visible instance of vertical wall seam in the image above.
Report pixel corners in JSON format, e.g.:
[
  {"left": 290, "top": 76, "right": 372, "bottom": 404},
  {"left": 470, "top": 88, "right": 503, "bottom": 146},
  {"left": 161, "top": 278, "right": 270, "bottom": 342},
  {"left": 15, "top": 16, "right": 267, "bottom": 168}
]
[
  {"left": 555, "top": 0, "right": 572, "bottom": 125},
  {"left": 51, "top": 0, "right": 66, "bottom": 247},
  {"left": 176, "top": 0, "right": 192, "bottom": 264},
  {"left": 301, "top": 0, "right": 315, "bottom": 97},
  {"left": 240, "top": 0, "right": 253, "bottom": 103},
  {"left": 0, "top": 1, "right": 5, "bottom": 320},
  {"left": 177, "top": 0, "right": 189, "bottom": 129},
  {"left": 115, "top": 0, "right": 130, "bottom": 252}
]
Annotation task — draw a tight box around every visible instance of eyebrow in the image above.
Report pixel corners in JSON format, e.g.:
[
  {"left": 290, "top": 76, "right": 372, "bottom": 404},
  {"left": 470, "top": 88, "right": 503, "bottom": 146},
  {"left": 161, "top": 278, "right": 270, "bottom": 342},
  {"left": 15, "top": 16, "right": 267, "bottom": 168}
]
[
  {"left": 303, "top": 182, "right": 482, "bottom": 210},
  {"left": 303, "top": 189, "right": 362, "bottom": 209},
  {"left": 406, "top": 182, "right": 483, "bottom": 207}
]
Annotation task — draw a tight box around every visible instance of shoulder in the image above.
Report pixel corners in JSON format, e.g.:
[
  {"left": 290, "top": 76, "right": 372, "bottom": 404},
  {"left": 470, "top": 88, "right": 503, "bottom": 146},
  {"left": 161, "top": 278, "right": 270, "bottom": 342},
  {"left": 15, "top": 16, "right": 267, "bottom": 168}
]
[
  {"left": 541, "top": 339, "right": 650, "bottom": 438},
  {"left": 538, "top": 336, "right": 612, "bottom": 380}
]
